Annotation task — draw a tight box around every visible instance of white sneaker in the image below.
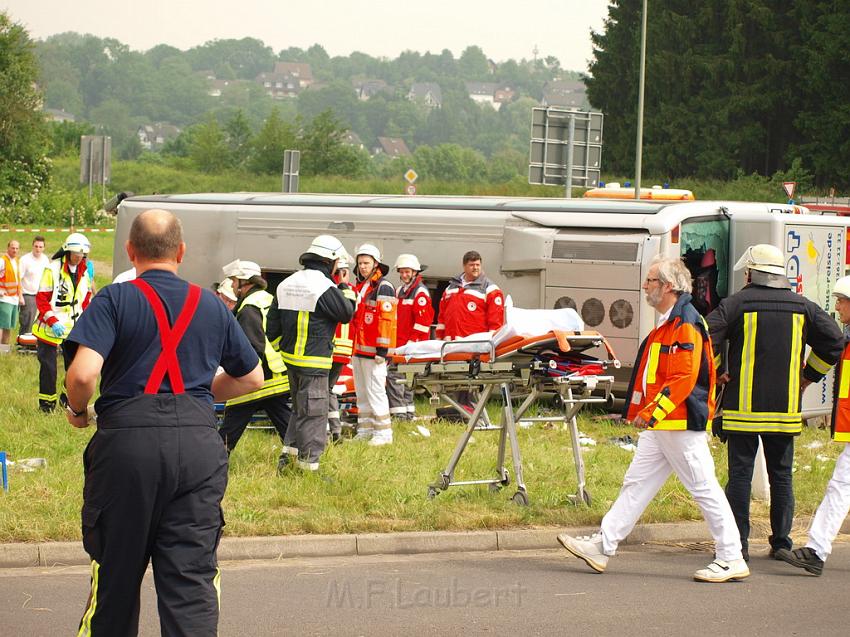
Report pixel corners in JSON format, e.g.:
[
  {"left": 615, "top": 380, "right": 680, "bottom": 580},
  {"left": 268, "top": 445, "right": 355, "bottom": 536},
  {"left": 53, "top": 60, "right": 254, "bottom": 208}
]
[
  {"left": 557, "top": 532, "right": 608, "bottom": 573},
  {"left": 353, "top": 427, "right": 373, "bottom": 441},
  {"left": 368, "top": 430, "right": 393, "bottom": 446},
  {"left": 693, "top": 558, "right": 750, "bottom": 583}
]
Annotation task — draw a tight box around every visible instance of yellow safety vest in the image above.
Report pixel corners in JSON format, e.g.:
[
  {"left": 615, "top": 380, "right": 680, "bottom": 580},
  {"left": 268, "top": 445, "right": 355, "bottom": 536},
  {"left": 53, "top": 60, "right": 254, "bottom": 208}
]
[
  {"left": 227, "top": 289, "right": 290, "bottom": 406},
  {"left": 32, "top": 260, "right": 92, "bottom": 345}
]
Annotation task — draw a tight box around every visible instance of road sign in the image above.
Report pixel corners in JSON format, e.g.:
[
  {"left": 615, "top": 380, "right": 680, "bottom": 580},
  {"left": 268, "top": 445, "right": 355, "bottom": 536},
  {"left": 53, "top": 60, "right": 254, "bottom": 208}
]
[
  {"left": 282, "top": 149, "right": 300, "bottom": 193},
  {"left": 404, "top": 169, "right": 418, "bottom": 183},
  {"left": 783, "top": 182, "right": 796, "bottom": 199},
  {"left": 528, "top": 107, "right": 603, "bottom": 191},
  {"left": 405, "top": 184, "right": 417, "bottom": 196},
  {"left": 79, "top": 135, "right": 112, "bottom": 194}
]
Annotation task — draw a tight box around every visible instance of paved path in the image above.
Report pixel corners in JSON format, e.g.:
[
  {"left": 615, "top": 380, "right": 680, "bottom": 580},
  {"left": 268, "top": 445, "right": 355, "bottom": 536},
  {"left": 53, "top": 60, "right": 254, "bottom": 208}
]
[{"left": 2, "top": 542, "right": 847, "bottom": 636}]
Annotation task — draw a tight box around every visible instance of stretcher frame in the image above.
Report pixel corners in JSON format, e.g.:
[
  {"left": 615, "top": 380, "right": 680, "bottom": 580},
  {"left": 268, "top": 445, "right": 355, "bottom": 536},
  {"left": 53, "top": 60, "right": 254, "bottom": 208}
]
[{"left": 394, "top": 332, "right": 617, "bottom": 506}]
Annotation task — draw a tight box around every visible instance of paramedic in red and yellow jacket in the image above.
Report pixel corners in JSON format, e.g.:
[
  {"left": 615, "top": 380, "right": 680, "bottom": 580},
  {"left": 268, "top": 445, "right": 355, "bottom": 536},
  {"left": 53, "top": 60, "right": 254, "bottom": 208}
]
[
  {"left": 436, "top": 250, "right": 504, "bottom": 339},
  {"left": 351, "top": 244, "right": 397, "bottom": 446},
  {"left": 557, "top": 256, "right": 748, "bottom": 583},
  {"left": 777, "top": 275, "right": 850, "bottom": 575}
]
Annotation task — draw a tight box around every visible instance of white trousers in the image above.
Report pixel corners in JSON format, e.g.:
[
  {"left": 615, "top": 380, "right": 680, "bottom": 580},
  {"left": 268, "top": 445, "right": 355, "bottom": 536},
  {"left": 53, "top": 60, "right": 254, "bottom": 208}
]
[
  {"left": 600, "top": 430, "right": 743, "bottom": 562},
  {"left": 807, "top": 443, "right": 850, "bottom": 562},
  {"left": 352, "top": 356, "right": 391, "bottom": 431}
]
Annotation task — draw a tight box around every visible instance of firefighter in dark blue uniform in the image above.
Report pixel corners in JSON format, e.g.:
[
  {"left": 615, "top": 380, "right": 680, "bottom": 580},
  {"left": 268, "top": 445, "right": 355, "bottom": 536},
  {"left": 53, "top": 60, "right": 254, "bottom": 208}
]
[{"left": 64, "top": 209, "right": 263, "bottom": 637}]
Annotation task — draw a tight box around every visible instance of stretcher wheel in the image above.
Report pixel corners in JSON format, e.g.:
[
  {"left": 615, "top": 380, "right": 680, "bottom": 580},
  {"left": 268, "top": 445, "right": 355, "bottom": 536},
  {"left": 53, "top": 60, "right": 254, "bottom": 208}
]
[
  {"left": 581, "top": 490, "right": 592, "bottom": 506},
  {"left": 427, "top": 486, "right": 438, "bottom": 499},
  {"left": 438, "top": 474, "right": 451, "bottom": 490},
  {"left": 511, "top": 490, "right": 529, "bottom": 506},
  {"left": 500, "top": 469, "right": 511, "bottom": 487}
]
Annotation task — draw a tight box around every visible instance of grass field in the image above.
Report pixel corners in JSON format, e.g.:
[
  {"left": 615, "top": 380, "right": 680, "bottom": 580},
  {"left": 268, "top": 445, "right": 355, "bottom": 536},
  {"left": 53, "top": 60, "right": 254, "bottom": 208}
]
[{"left": 0, "top": 218, "right": 843, "bottom": 544}]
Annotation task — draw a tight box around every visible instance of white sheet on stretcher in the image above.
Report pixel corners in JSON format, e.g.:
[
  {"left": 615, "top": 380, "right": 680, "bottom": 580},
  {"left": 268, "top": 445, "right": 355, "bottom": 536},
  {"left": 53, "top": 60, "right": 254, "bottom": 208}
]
[{"left": 391, "top": 306, "right": 584, "bottom": 360}]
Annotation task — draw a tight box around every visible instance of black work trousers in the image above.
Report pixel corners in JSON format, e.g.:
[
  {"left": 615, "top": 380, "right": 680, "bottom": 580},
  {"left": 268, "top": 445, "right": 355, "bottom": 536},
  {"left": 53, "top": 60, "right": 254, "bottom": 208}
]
[
  {"left": 724, "top": 433, "right": 795, "bottom": 554},
  {"left": 36, "top": 340, "right": 72, "bottom": 409},
  {"left": 218, "top": 393, "right": 292, "bottom": 452},
  {"left": 78, "top": 394, "right": 228, "bottom": 637}
]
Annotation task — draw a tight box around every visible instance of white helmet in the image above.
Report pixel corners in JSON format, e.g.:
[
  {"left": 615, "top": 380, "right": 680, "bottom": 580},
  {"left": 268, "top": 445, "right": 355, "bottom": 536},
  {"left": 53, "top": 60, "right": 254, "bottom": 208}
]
[
  {"left": 300, "top": 235, "right": 346, "bottom": 265},
  {"left": 394, "top": 253, "right": 426, "bottom": 272},
  {"left": 356, "top": 243, "right": 382, "bottom": 263},
  {"left": 63, "top": 232, "right": 90, "bottom": 255},
  {"left": 834, "top": 276, "right": 850, "bottom": 299},
  {"left": 216, "top": 281, "right": 237, "bottom": 302},
  {"left": 734, "top": 244, "right": 785, "bottom": 276},
  {"left": 336, "top": 255, "right": 350, "bottom": 270},
  {"left": 222, "top": 259, "right": 262, "bottom": 280}
]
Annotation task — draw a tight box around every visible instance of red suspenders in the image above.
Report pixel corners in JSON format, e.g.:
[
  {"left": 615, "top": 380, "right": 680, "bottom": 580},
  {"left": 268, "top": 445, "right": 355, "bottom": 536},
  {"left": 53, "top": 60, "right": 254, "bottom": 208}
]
[{"left": 130, "top": 279, "right": 202, "bottom": 394}]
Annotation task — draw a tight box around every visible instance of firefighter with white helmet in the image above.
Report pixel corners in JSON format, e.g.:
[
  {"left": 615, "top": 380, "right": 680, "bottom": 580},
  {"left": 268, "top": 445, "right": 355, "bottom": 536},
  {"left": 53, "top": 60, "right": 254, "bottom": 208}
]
[
  {"left": 708, "top": 243, "right": 844, "bottom": 561},
  {"left": 777, "top": 275, "right": 850, "bottom": 575},
  {"left": 32, "top": 232, "right": 94, "bottom": 412},
  {"left": 350, "top": 243, "right": 398, "bottom": 445},
  {"left": 387, "top": 253, "right": 433, "bottom": 420},
  {"left": 267, "top": 235, "right": 355, "bottom": 472},
  {"left": 218, "top": 259, "right": 293, "bottom": 465}
]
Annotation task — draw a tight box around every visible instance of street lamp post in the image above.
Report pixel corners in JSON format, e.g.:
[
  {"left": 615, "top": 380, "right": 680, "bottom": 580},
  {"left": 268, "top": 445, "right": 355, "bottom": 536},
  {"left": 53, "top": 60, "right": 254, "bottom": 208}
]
[{"left": 634, "top": 0, "right": 648, "bottom": 200}]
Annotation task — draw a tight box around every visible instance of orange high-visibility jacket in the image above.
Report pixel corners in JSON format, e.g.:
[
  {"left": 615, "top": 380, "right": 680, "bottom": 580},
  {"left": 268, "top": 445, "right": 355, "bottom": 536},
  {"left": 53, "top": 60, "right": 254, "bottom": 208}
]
[
  {"left": 0, "top": 254, "right": 20, "bottom": 297},
  {"left": 624, "top": 293, "right": 716, "bottom": 431},
  {"left": 352, "top": 272, "right": 397, "bottom": 358},
  {"left": 832, "top": 336, "right": 850, "bottom": 442}
]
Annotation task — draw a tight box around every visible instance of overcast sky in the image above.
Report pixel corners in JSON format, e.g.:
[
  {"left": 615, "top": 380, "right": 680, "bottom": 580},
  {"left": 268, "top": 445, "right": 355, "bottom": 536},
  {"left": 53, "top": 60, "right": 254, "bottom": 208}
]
[{"left": 3, "top": 0, "right": 610, "bottom": 72}]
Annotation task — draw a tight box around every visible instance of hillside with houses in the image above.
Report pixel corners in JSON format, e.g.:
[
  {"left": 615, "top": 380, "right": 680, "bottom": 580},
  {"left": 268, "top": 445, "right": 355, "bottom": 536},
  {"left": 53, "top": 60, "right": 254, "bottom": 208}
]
[{"left": 35, "top": 35, "right": 589, "bottom": 165}]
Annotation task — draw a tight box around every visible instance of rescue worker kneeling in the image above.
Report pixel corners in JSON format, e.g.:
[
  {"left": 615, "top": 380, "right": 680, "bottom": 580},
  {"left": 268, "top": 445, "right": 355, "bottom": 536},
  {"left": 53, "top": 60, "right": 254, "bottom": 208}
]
[
  {"left": 268, "top": 235, "right": 355, "bottom": 472},
  {"left": 218, "top": 259, "right": 293, "bottom": 465},
  {"left": 557, "top": 255, "right": 749, "bottom": 582},
  {"left": 351, "top": 244, "right": 398, "bottom": 445}
]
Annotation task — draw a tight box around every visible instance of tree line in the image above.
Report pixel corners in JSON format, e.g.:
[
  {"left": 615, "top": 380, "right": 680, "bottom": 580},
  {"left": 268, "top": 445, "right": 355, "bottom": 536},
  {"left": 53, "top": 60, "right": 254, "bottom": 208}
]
[{"left": 589, "top": 0, "right": 850, "bottom": 187}]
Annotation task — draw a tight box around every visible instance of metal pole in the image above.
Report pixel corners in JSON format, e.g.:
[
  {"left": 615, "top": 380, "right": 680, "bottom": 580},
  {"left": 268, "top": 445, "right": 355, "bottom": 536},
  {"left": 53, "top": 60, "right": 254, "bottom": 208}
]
[
  {"left": 88, "top": 139, "right": 94, "bottom": 199},
  {"left": 634, "top": 0, "right": 648, "bottom": 200},
  {"left": 565, "top": 114, "right": 576, "bottom": 199}
]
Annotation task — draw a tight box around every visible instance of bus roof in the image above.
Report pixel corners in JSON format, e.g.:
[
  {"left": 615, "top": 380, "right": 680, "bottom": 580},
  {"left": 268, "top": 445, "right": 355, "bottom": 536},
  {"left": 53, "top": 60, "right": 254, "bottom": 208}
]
[{"left": 125, "top": 192, "right": 672, "bottom": 215}]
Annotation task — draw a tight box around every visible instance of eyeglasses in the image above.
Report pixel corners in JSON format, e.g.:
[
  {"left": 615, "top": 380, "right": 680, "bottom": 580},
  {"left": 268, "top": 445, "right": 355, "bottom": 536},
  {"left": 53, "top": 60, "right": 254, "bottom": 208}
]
[{"left": 644, "top": 277, "right": 661, "bottom": 284}]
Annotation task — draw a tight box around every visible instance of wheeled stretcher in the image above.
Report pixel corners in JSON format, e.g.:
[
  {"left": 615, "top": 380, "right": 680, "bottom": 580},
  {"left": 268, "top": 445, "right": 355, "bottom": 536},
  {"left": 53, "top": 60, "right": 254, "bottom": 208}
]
[{"left": 392, "top": 329, "right": 618, "bottom": 505}]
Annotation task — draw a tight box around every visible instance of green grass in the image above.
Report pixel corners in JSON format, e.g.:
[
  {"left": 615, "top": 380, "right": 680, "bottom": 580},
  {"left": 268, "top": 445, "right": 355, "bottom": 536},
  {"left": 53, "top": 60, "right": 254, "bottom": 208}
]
[{"left": 0, "top": 350, "right": 843, "bottom": 543}]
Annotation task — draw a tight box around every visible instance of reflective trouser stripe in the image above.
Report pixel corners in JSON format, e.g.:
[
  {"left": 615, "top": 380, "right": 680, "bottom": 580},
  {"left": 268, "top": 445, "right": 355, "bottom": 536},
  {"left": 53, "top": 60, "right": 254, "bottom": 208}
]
[
  {"left": 213, "top": 567, "right": 221, "bottom": 608},
  {"left": 788, "top": 314, "right": 804, "bottom": 413},
  {"left": 77, "top": 560, "right": 100, "bottom": 636},
  {"left": 739, "top": 312, "right": 758, "bottom": 412},
  {"left": 38, "top": 392, "right": 58, "bottom": 401}
]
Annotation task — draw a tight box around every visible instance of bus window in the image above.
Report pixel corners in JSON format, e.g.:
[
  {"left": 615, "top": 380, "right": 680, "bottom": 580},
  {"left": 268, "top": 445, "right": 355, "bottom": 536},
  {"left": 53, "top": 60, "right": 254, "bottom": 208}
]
[{"left": 680, "top": 218, "right": 730, "bottom": 315}]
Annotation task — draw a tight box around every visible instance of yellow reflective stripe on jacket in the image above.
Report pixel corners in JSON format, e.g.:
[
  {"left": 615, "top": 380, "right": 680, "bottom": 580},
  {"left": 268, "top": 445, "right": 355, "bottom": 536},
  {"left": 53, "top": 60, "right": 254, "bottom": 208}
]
[
  {"left": 651, "top": 418, "right": 689, "bottom": 431},
  {"left": 646, "top": 342, "right": 661, "bottom": 385},
  {"left": 722, "top": 409, "right": 802, "bottom": 434},
  {"left": 788, "top": 313, "right": 804, "bottom": 413},
  {"left": 722, "top": 420, "right": 802, "bottom": 434},
  {"left": 807, "top": 350, "right": 833, "bottom": 376},
  {"left": 294, "top": 310, "right": 309, "bottom": 358},
  {"left": 658, "top": 394, "right": 676, "bottom": 415},
  {"left": 280, "top": 352, "right": 332, "bottom": 369},
  {"left": 835, "top": 431, "right": 850, "bottom": 442},
  {"left": 738, "top": 312, "right": 758, "bottom": 412},
  {"left": 840, "top": 360, "right": 850, "bottom": 399},
  {"left": 238, "top": 290, "right": 286, "bottom": 375},
  {"left": 225, "top": 374, "right": 290, "bottom": 406},
  {"left": 77, "top": 560, "right": 100, "bottom": 636}
]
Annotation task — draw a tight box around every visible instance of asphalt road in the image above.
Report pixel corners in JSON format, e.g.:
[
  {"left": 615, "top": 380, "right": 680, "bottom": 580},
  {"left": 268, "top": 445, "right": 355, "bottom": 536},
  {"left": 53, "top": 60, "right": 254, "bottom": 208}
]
[{"left": 2, "top": 542, "right": 847, "bottom": 636}]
